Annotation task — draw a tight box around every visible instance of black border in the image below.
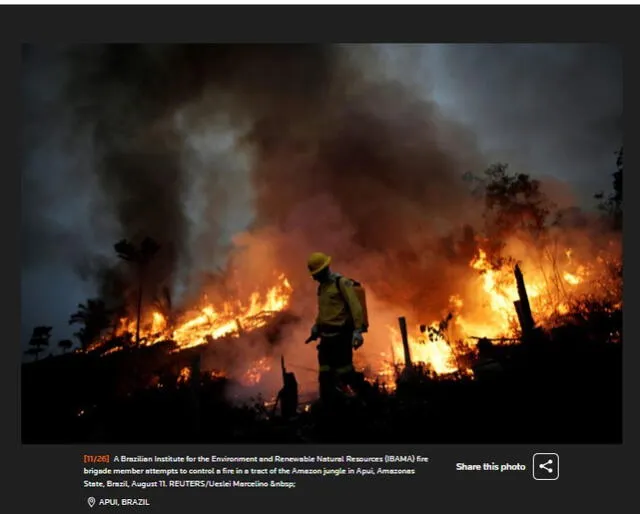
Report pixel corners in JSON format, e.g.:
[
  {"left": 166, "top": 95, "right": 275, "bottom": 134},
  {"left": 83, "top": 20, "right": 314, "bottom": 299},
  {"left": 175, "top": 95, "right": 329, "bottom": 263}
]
[
  {"left": 3, "top": 5, "right": 638, "bottom": 43},
  {"left": 5, "top": 6, "right": 635, "bottom": 514}
]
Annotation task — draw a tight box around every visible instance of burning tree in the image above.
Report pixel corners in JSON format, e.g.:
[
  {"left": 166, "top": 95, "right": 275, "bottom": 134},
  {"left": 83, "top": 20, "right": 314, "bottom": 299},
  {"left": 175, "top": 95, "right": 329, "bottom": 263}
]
[
  {"left": 382, "top": 155, "right": 623, "bottom": 383},
  {"left": 464, "top": 162, "right": 554, "bottom": 260},
  {"left": 114, "top": 237, "right": 161, "bottom": 347},
  {"left": 26, "top": 326, "right": 52, "bottom": 361}
]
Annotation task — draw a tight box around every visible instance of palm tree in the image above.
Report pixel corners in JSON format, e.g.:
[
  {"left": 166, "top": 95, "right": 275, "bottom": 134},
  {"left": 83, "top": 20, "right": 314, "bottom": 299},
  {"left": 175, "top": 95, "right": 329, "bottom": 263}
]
[
  {"left": 114, "top": 237, "right": 160, "bottom": 346},
  {"left": 26, "top": 326, "right": 52, "bottom": 361},
  {"left": 69, "top": 299, "right": 111, "bottom": 351},
  {"left": 58, "top": 339, "right": 73, "bottom": 354},
  {"left": 152, "top": 286, "right": 175, "bottom": 335}
]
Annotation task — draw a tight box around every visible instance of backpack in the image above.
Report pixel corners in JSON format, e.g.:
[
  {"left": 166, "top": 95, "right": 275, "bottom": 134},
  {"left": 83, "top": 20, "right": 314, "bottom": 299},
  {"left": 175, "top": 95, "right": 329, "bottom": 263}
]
[{"left": 335, "top": 275, "right": 369, "bottom": 333}]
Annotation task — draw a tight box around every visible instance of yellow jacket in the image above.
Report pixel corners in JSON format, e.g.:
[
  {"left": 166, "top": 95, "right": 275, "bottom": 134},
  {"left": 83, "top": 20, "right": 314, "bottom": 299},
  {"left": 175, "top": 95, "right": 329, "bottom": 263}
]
[{"left": 316, "top": 273, "right": 364, "bottom": 334}]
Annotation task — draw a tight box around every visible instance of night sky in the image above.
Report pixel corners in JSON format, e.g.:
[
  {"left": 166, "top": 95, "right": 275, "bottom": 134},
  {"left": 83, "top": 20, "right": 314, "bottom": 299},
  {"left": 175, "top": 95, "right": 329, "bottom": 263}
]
[{"left": 21, "top": 44, "right": 622, "bottom": 353}]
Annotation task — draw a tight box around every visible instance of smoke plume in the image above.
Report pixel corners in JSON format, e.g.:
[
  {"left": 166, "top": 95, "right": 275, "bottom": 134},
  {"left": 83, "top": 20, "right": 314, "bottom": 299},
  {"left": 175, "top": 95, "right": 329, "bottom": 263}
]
[
  {"left": 22, "top": 45, "right": 622, "bottom": 388},
  {"left": 25, "top": 45, "right": 481, "bottom": 307}
]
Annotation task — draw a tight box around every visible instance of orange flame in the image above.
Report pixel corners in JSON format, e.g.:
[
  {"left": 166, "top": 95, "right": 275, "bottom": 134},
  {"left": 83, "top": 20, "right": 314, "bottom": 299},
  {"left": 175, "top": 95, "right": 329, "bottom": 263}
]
[
  {"left": 170, "top": 274, "right": 292, "bottom": 351},
  {"left": 94, "top": 274, "right": 292, "bottom": 386},
  {"left": 93, "top": 238, "right": 619, "bottom": 391},
  {"left": 105, "top": 273, "right": 293, "bottom": 352},
  {"left": 177, "top": 366, "right": 191, "bottom": 385},
  {"left": 375, "top": 243, "right": 620, "bottom": 384},
  {"left": 241, "top": 357, "right": 272, "bottom": 387}
]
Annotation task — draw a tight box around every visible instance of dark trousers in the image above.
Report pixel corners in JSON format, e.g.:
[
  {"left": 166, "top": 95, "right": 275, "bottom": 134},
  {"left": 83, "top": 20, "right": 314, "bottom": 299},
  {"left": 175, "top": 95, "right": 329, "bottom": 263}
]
[{"left": 317, "top": 331, "right": 363, "bottom": 404}]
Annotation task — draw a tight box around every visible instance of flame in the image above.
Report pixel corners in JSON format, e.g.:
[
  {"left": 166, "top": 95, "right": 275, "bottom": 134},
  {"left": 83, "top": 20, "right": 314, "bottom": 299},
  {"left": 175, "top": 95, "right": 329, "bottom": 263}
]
[
  {"left": 170, "top": 275, "right": 292, "bottom": 351},
  {"left": 151, "top": 312, "right": 167, "bottom": 333},
  {"left": 563, "top": 272, "right": 581, "bottom": 286},
  {"left": 177, "top": 366, "right": 191, "bottom": 384},
  {"left": 89, "top": 236, "right": 619, "bottom": 392},
  {"left": 241, "top": 357, "right": 272, "bottom": 386},
  {"left": 374, "top": 243, "right": 621, "bottom": 384},
  {"left": 93, "top": 274, "right": 291, "bottom": 386},
  {"left": 102, "top": 273, "right": 293, "bottom": 353},
  {"left": 387, "top": 325, "right": 458, "bottom": 375}
]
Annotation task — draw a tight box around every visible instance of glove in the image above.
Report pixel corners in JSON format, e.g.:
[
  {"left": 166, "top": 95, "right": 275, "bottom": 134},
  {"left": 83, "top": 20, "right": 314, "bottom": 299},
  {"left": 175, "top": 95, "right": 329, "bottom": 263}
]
[
  {"left": 305, "top": 324, "right": 320, "bottom": 344},
  {"left": 352, "top": 329, "right": 364, "bottom": 349}
]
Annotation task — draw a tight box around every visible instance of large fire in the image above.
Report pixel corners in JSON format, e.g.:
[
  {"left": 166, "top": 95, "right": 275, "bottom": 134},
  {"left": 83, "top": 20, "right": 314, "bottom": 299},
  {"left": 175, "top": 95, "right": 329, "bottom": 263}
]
[
  {"left": 97, "top": 273, "right": 293, "bottom": 356},
  {"left": 92, "top": 238, "right": 620, "bottom": 392},
  {"left": 380, "top": 241, "right": 619, "bottom": 382}
]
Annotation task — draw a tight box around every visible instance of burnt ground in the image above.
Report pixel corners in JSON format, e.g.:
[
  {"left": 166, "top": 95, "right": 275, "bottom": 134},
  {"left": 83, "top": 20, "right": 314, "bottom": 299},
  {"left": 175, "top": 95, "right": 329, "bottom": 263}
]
[{"left": 21, "top": 317, "right": 622, "bottom": 445}]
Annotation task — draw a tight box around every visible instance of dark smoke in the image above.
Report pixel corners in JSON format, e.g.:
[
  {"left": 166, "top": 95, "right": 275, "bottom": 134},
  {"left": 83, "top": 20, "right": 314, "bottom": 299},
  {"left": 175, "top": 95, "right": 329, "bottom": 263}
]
[
  {"left": 427, "top": 44, "right": 623, "bottom": 203},
  {"left": 51, "top": 45, "right": 342, "bottom": 295},
  {"left": 22, "top": 44, "right": 622, "bottom": 355},
  {"left": 240, "top": 73, "right": 484, "bottom": 317}
]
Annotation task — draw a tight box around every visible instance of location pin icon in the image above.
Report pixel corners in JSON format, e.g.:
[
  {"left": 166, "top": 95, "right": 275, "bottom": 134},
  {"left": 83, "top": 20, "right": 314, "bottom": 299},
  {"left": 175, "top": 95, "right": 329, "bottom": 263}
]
[{"left": 87, "top": 497, "right": 96, "bottom": 508}]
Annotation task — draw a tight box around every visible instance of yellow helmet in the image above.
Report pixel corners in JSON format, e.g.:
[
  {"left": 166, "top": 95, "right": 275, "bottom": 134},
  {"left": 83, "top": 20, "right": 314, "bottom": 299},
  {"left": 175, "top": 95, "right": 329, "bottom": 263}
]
[{"left": 307, "top": 252, "right": 331, "bottom": 275}]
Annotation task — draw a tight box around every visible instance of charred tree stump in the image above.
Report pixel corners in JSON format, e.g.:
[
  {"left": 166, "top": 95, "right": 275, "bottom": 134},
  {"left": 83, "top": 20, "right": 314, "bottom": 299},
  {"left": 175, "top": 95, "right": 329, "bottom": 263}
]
[
  {"left": 514, "top": 264, "right": 536, "bottom": 338},
  {"left": 398, "top": 317, "right": 413, "bottom": 369},
  {"left": 514, "top": 300, "right": 525, "bottom": 331},
  {"left": 274, "top": 355, "right": 298, "bottom": 420}
]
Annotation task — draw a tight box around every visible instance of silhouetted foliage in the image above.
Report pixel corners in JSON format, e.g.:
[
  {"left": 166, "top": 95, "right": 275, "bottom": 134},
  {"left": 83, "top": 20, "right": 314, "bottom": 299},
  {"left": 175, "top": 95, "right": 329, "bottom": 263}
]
[
  {"left": 114, "top": 240, "right": 138, "bottom": 262},
  {"left": 464, "top": 164, "right": 554, "bottom": 264},
  {"left": 25, "top": 348, "right": 40, "bottom": 359},
  {"left": 482, "top": 163, "right": 552, "bottom": 238},
  {"left": 69, "top": 299, "right": 111, "bottom": 350},
  {"left": 595, "top": 146, "right": 623, "bottom": 230},
  {"left": 115, "top": 237, "right": 161, "bottom": 265},
  {"left": 27, "top": 326, "right": 52, "bottom": 361},
  {"left": 58, "top": 339, "right": 74, "bottom": 354}
]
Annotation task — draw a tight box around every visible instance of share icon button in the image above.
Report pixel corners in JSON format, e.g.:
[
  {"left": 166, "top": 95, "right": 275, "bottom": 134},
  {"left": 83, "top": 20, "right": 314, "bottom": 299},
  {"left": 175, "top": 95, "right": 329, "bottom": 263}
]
[{"left": 532, "top": 453, "right": 559, "bottom": 480}]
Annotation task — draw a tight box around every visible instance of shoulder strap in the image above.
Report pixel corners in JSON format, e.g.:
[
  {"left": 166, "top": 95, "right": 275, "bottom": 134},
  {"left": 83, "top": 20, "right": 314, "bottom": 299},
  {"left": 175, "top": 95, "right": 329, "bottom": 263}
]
[
  {"left": 336, "top": 275, "right": 354, "bottom": 322},
  {"left": 336, "top": 275, "right": 360, "bottom": 290},
  {"left": 334, "top": 275, "right": 351, "bottom": 322},
  {"left": 318, "top": 274, "right": 346, "bottom": 297},
  {"left": 335, "top": 274, "right": 345, "bottom": 300}
]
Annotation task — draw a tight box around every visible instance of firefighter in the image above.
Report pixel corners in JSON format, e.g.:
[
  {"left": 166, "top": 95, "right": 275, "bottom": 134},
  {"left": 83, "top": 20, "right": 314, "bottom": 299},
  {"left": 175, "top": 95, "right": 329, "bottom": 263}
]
[{"left": 305, "top": 252, "right": 366, "bottom": 405}]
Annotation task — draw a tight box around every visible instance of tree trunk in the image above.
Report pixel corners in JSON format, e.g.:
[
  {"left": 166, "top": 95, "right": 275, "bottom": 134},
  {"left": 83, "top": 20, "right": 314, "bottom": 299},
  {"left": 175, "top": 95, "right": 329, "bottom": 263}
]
[
  {"left": 514, "top": 264, "right": 535, "bottom": 336},
  {"left": 136, "top": 266, "right": 143, "bottom": 347},
  {"left": 398, "top": 316, "right": 412, "bottom": 369}
]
